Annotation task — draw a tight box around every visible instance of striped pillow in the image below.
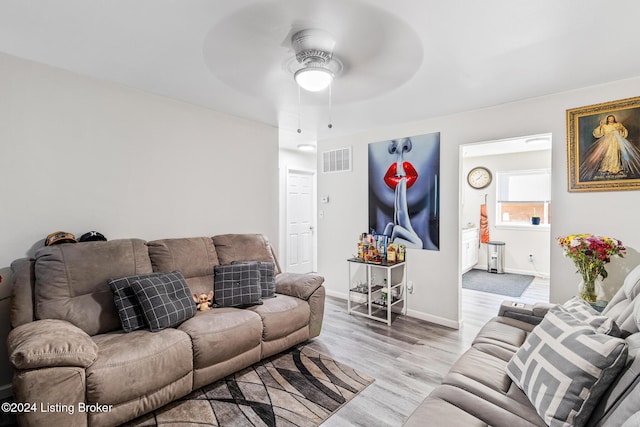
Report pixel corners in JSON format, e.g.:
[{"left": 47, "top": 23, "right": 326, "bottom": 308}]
[{"left": 506, "top": 306, "right": 628, "bottom": 426}]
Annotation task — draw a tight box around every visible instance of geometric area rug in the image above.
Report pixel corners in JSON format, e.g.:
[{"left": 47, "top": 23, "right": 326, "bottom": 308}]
[
  {"left": 462, "top": 269, "right": 534, "bottom": 298},
  {"left": 123, "top": 346, "right": 374, "bottom": 427}
]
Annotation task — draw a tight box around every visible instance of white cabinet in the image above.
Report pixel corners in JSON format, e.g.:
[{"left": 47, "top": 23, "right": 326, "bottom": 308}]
[
  {"left": 461, "top": 227, "right": 479, "bottom": 273},
  {"left": 347, "top": 259, "right": 407, "bottom": 325}
]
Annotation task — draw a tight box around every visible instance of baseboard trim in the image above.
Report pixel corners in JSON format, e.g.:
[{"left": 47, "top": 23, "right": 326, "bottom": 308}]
[
  {"left": 325, "top": 289, "right": 461, "bottom": 330},
  {"left": 0, "top": 383, "right": 12, "bottom": 399},
  {"left": 471, "top": 266, "right": 549, "bottom": 279},
  {"left": 505, "top": 267, "right": 549, "bottom": 279},
  {"left": 406, "top": 309, "right": 461, "bottom": 330},
  {"left": 325, "top": 289, "right": 348, "bottom": 300}
]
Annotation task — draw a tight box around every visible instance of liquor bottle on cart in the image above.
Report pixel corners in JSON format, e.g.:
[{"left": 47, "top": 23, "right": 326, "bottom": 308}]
[
  {"left": 387, "top": 243, "right": 396, "bottom": 263},
  {"left": 397, "top": 244, "right": 406, "bottom": 262}
]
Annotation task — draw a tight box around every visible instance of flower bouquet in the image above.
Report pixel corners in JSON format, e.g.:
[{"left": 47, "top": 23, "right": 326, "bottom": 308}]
[{"left": 557, "top": 234, "right": 625, "bottom": 303}]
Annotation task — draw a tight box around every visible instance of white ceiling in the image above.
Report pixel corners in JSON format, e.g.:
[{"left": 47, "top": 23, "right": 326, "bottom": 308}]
[{"left": 2, "top": 0, "right": 640, "bottom": 150}]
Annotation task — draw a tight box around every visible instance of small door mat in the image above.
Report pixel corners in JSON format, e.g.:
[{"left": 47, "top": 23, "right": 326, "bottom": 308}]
[
  {"left": 124, "top": 346, "right": 374, "bottom": 427},
  {"left": 462, "top": 269, "right": 534, "bottom": 297}
]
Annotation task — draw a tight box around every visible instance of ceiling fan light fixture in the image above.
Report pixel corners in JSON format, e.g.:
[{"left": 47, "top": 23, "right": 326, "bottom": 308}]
[
  {"left": 297, "top": 143, "right": 316, "bottom": 151},
  {"left": 294, "top": 65, "right": 333, "bottom": 92}
]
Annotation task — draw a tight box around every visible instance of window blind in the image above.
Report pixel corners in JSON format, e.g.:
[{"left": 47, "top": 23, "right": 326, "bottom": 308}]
[{"left": 497, "top": 169, "right": 550, "bottom": 202}]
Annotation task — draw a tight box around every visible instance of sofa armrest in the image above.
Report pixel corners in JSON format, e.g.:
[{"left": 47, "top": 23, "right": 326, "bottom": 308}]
[
  {"left": 532, "top": 302, "right": 555, "bottom": 317},
  {"left": 497, "top": 301, "right": 555, "bottom": 325},
  {"left": 10, "top": 258, "right": 36, "bottom": 327},
  {"left": 13, "top": 367, "right": 88, "bottom": 427},
  {"left": 8, "top": 319, "right": 98, "bottom": 369},
  {"left": 275, "top": 272, "right": 324, "bottom": 300}
]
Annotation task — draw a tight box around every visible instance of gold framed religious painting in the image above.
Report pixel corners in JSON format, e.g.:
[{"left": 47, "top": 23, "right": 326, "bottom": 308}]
[{"left": 567, "top": 96, "right": 640, "bottom": 192}]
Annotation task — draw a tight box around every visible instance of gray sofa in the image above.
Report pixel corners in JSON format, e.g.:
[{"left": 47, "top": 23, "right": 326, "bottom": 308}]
[
  {"left": 405, "top": 266, "right": 640, "bottom": 427},
  {"left": 7, "top": 234, "right": 325, "bottom": 427}
]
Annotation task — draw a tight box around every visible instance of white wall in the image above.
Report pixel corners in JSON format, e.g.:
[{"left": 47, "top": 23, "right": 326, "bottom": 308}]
[
  {"left": 318, "top": 76, "right": 640, "bottom": 328},
  {"left": 462, "top": 149, "right": 551, "bottom": 277},
  {"left": 0, "top": 53, "right": 279, "bottom": 394}
]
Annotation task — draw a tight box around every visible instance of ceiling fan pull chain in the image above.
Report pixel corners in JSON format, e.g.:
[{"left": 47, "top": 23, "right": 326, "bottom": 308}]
[
  {"left": 297, "top": 85, "right": 302, "bottom": 134},
  {"left": 328, "top": 82, "right": 333, "bottom": 129}
]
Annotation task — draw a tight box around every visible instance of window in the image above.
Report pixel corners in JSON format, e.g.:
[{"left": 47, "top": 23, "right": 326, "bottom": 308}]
[{"left": 496, "top": 169, "right": 551, "bottom": 226}]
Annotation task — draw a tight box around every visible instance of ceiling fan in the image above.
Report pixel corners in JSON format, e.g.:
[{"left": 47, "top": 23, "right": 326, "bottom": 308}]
[
  {"left": 290, "top": 28, "right": 343, "bottom": 92},
  {"left": 201, "top": 0, "right": 423, "bottom": 142}
]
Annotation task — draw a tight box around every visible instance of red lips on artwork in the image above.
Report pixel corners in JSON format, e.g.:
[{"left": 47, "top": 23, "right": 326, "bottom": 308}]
[{"left": 384, "top": 162, "right": 418, "bottom": 189}]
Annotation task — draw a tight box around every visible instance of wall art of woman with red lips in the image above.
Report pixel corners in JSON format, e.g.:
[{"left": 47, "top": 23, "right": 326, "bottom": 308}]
[{"left": 368, "top": 132, "right": 440, "bottom": 251}]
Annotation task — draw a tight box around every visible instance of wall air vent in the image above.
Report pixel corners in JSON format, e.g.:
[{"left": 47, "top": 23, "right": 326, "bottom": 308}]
[{"left": 322, "top": 147, "right": 352, "bottom": 173}]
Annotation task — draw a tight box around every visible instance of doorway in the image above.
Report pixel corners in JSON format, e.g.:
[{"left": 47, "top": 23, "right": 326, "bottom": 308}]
[
  {"left": 459, "top": 134, "right": 551, "bottom": 325},
  {"left": 285, "top": 168, "right": 316, "bottom": 273}
]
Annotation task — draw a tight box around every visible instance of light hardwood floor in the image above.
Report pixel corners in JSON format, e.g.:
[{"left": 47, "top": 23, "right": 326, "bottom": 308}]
[{"left": 309, "top": 275, "right": 549, "bottom": 427}]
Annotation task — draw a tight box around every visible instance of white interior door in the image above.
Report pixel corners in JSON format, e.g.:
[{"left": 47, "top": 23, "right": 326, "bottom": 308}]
[{"left": 286, "top": 169, "right": 315, "bottom": 273}]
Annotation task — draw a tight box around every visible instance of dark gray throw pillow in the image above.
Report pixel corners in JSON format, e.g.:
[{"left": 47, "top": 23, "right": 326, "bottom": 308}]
[
  {"left": 109, "top": 272, "right": 166, "bottom": 333},
  {"left": 130, "top": 271, "right": 196, "bottom": 332},
  {"left": 232, "top": 261, "right": 276, "bottom": 298},
  {"left": 213, "top": 263, "right": 263, "bottom": 307}
]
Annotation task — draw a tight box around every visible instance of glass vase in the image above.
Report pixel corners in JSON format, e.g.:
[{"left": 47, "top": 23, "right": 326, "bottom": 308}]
[{"left": 579, "top": 276, "right": 600, "bottom": 303}]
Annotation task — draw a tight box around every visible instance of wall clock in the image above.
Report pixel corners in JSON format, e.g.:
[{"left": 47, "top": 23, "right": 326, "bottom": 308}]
[{"left": 467, "top": 167, "right": 492, "bottom": 189}]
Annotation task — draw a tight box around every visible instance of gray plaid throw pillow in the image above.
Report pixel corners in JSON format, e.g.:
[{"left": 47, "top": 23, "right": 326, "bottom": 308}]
[
  {"left": 232, "top": 261, "right": 276, "bottom": 298},
  {"left": 213, "top": 263, "right": 263, "bottom": 307},
  {"left": 109, "top": 272, "right": 166, "bottom": 333},
  {"left": 131, "top": 271, "right": 196, "bottom": 332}
]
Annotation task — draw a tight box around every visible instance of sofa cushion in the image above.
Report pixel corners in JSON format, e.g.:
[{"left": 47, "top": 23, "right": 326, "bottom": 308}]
[
  {"left": 472, "top": 316, "right": 534, "bottom": 353},
  {"left": 212, "top": 234, "right": 280, "bottom": 274},
  {"left": 178, "top": 308, "right": 263, "bottom": 370},
  {"left": 506, "top": 306, "right": 628, "bottom": 427},
  {"left": 88, "top": 328, "right": 192, "bottom": 406},
  {"left": 603, "top": 265, "right": 640, "bottom": 337},
  {"left": 248, "top": 295, "right": 310, "bottom": 341},
  {"left": 33, "top": 239, "right": 153, "bottom": 335},
  {"left": 108, "top": 272, "right": 166, "bottom": 332},
  {"left": 589, "top": 343, "right": 640, "bottom": 426},
  {"left": 213, "top": 263, "right": 262, "bottom": 308},
  {"left": 147, "top": 237, "right": 219, "bottom": 297},
  {"left": 623, "top": 264, "right": 640, "bottom": 300},
  {"left": 233, "top": 261, "right": 276, "bottom": 298},
  {"left": 471, "top": 341, "right": 520, "bottom": 363},
  {"left": 131, "top": 271, "right": 197, "bottom": 332},
  {"left": 403, "top": 394, "right": 489, "bottom": 427},
  {"left": 407, "top": 383, "right": 546, "bottom": 427},
  {"left": 444, "top": 347, "right": 512, "bottom": 393}
]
